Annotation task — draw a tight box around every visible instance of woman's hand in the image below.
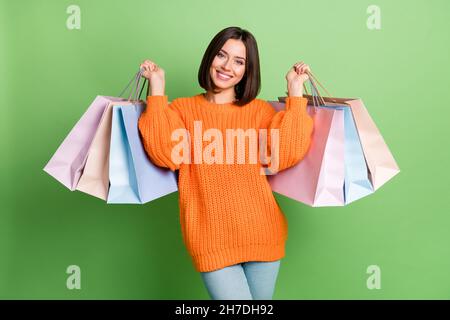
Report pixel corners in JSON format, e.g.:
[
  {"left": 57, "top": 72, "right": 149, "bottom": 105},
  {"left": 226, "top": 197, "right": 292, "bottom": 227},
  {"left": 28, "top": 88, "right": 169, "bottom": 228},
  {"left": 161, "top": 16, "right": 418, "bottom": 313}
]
[
  {"left": 140, "top": 60, "right": 165, "bottom": 96},
  {"left": 285, "top": 61, "right": 311, "bottom": 97}
]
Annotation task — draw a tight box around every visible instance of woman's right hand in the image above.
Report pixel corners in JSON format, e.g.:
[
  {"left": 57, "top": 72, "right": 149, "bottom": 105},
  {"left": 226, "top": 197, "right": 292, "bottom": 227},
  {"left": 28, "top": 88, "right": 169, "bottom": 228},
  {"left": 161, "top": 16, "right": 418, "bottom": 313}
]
[{"left": 140, "top": 60, "right": 165, "bottom": 96}]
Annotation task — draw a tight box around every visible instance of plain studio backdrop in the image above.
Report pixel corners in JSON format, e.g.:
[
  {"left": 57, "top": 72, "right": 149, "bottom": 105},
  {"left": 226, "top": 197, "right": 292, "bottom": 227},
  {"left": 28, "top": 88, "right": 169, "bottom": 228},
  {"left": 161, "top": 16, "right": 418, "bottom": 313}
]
[{"left": 1, "top": 0, "right": 449, "bottom": 299}]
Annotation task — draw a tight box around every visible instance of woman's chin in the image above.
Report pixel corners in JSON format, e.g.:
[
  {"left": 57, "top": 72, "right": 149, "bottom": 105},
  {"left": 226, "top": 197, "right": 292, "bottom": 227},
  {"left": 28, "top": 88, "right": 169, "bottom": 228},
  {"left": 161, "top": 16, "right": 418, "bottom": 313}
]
[{"left": 213, "top": 81, "right": 233, "bottom": 90}]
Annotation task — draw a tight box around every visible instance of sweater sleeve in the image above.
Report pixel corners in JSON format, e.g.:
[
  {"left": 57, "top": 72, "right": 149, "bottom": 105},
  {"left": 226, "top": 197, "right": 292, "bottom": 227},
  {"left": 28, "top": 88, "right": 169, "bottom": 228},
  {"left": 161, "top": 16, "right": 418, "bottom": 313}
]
[
  {"left": 138, "top": 95, "right": 186, "bottom": 172},
  {"left": 259, "top": 97, "right": 313, "bottom": 173}
]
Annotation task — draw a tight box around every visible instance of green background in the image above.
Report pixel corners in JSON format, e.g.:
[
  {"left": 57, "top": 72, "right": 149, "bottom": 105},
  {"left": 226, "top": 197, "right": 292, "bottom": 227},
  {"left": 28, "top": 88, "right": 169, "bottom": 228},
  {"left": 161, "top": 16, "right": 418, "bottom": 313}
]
[{"left": 1, "top": 0, "right": 449, "bottom": 299}]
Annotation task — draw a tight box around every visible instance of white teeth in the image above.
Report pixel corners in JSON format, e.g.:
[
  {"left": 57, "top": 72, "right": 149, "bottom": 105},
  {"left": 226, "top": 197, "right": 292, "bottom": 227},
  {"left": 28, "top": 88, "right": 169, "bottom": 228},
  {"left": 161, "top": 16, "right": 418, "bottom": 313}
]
[{"left": 217, "top": 71, "right": 232, "bottom": 79}]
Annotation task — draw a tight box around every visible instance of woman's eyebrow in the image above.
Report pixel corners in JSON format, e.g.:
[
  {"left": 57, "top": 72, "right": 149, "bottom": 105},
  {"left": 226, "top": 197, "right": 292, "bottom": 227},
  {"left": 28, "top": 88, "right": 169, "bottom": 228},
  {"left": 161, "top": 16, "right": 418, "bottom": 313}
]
[{"left": 220, "top": 49, "right": 246, "bottom": 61}]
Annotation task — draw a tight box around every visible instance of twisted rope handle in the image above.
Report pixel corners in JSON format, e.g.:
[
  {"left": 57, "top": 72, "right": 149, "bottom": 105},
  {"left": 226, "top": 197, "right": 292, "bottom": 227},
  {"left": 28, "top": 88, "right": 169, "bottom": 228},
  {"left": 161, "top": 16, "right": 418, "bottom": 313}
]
[
  {"left": 118, "top": 69, "right": 148, "bottom": 102},
  {"left": 284, "top": 69, "right": 331, "bottom": 106}
]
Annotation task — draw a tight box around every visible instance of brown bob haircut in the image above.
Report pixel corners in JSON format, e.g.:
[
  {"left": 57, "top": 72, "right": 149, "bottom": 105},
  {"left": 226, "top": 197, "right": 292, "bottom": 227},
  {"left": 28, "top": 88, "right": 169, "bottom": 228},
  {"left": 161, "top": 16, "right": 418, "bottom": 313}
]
[{"left": 198, "top": 26, "right": 261, "bottom": 106}]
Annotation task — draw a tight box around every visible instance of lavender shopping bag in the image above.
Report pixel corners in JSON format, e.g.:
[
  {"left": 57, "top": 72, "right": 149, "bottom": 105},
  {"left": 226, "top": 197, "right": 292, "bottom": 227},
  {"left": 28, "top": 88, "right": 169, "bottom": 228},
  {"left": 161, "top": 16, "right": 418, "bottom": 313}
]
[
  {"left": 43, "top": 95, "right": 126, "bottom": 190},
  {"left": 267, "top": 101, "right": 345, "bottom": 207},
  {"left": 107, "top": 104, "right": 178, "bottom": 204}
]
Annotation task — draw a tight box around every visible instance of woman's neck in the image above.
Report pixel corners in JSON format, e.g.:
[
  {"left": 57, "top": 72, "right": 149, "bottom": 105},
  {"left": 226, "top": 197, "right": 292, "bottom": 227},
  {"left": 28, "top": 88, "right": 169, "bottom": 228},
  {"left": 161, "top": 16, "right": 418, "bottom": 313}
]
[{"left": 204, "top": 89, "right": 237, "bottom": 104}]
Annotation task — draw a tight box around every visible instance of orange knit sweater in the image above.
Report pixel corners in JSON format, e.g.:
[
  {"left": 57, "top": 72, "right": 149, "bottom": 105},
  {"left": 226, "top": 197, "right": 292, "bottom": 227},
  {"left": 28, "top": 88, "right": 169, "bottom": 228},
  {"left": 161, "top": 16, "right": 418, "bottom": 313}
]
[{"left": 138, "top": 93, "right": 313, "bottom": 272}]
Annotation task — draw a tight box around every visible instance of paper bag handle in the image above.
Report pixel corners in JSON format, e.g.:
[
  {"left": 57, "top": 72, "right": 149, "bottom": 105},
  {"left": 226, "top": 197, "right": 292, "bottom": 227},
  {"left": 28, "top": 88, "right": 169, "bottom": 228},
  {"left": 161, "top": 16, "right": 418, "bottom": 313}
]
[{"left": 118, "top": 69, "right": 148, "bottom": 102}]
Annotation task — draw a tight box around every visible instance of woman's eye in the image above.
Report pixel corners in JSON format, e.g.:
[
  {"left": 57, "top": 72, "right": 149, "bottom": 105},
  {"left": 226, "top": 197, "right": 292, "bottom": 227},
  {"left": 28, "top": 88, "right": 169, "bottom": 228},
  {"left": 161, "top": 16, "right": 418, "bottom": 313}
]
[{"left": 217, "top": 52, "right": 244, "bottom": 65}]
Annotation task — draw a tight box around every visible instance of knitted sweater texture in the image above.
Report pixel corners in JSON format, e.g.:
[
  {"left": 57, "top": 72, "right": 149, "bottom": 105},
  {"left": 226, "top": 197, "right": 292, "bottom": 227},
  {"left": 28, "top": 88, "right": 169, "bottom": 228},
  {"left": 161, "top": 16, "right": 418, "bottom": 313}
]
[{"left": 138, "top": 93, "right": 313, "bottom": 272}]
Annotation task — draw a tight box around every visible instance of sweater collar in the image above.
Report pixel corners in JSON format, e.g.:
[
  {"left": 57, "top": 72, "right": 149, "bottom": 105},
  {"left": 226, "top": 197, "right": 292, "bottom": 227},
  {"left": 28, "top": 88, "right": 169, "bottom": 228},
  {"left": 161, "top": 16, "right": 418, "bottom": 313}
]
[{"left": 195, "top": 93, "right": 245, "bottom": 112}]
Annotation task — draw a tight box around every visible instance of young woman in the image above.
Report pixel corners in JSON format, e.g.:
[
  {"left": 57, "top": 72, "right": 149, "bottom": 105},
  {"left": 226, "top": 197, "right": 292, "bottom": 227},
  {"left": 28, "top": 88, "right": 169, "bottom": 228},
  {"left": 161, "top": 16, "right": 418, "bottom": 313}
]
[{"left": 138, "top": 26, "right": 313, "bottom": 300}]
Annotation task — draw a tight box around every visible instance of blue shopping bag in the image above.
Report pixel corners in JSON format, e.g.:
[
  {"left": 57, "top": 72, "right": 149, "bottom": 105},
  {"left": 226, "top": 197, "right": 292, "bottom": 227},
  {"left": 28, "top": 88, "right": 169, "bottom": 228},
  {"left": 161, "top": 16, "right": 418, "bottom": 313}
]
[
  {"left": 107, "top": 103, "right": 178, "bottom": 204},
  {"left": 342, "top": 106, "right": 373, "bottom": 204}
]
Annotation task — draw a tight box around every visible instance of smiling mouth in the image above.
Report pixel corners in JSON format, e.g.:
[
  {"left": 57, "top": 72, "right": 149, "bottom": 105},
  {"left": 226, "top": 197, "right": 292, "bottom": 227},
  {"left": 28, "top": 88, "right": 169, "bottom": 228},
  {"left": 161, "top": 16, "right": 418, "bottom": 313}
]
[{"left": 216, "top": 70, "right": 233, "bottom": 80}]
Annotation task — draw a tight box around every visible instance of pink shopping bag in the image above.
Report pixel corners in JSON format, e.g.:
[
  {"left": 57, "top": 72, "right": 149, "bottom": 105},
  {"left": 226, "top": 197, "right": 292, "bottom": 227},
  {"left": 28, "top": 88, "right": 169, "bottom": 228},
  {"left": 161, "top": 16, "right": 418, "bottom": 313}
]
[
  {"left": 345, "top": 98, "right": 400, "bottom": 190},
  {"left": 267, "top": 101, "right": 345, "bottom": 207}
]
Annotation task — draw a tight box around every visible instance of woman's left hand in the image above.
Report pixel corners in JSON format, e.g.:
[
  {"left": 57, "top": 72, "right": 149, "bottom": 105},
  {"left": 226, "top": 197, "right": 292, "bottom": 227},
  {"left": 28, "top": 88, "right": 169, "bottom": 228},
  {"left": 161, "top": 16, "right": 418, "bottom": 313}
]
[{"left": 285, "top": 61, "right": 311, "bottom": 97}]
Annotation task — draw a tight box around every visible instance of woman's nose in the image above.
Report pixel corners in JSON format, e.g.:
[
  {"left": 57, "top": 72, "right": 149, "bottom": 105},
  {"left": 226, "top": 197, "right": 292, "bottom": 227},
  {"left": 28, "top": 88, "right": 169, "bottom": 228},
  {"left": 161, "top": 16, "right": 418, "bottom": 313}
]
[{"left": 222, "top": 59, "right": 232, "bottom": 71}]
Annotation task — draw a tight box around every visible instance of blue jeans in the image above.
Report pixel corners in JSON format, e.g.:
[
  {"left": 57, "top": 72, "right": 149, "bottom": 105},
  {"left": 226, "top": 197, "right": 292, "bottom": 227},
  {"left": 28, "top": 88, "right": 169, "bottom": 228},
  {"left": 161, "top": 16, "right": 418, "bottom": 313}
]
[{"left": 200, "top": 260, "right": 281, "bottom": 300}]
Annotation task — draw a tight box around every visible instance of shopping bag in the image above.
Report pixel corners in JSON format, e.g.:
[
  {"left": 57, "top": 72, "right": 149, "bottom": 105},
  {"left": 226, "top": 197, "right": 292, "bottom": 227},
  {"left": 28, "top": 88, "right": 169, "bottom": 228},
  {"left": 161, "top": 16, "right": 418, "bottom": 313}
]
[
  {"left": 298, "top": 95, "right": 400, "bottom": 192},
  {"left": 345, "top": 99, "right": 400, "bottom": 191},
  {"left": 43, "top": 69, "right": 146, "bottom": 191},
  {"left": 299, "top": 71, "right": 399, "bottom": 192},
  {"left": 43, "top": 95, "right": 127, "bottom": 190},
  {"left": 342, "top": 105, "right": 374, "bottom": 204},
  {"left": 266, "top": 102, "right": 346, "bottom": 206},
  {"left": 272, "top": 95, "right": 399, "bottom": 206},
  {"left": 315, "top": 104, "right": 374, "bottom": 204},
  {"left": 107, "top": 104, "right": 178, "bottom": 204},
  {"left": 75, "top": 101, "right": 136, "bottom": 200},
  {"left": 267, "top": 71, "right": 398, "bottom": 206}
]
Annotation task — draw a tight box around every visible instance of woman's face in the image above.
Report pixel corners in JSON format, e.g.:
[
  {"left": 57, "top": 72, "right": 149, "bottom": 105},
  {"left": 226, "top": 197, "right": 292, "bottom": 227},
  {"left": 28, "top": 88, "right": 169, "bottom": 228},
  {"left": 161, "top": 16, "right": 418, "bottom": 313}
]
[{"left": 209, "top": 39, "right": 247, "bottom": 92}]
